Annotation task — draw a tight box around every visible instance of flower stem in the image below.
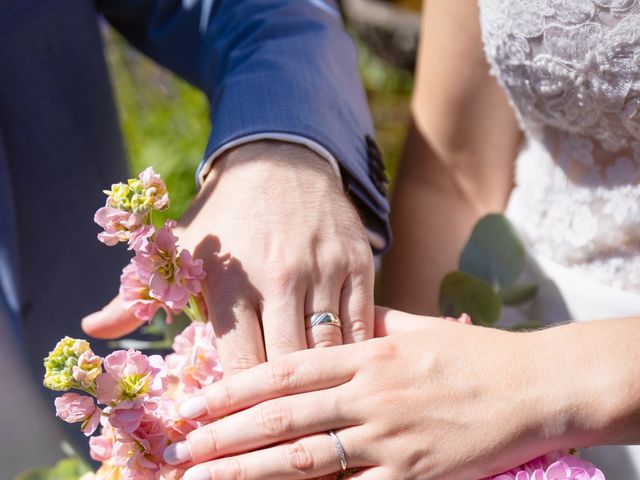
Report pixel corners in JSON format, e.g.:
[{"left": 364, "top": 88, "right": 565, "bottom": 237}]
[
  {"left": 184, "top": 294, "right": 207, "bottom": 323},
  {"left": 73, "top": 385, "right": 97, "bottom": 398}
]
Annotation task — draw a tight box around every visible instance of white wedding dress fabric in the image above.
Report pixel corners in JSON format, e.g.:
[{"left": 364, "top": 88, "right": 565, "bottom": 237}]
[{"left": 477, "top": 1, "right": 640, "bottom": 477}]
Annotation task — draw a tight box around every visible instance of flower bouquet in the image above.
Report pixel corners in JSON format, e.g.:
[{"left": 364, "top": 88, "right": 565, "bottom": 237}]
[{"left": 35, "top": 169, "right": 604, "bottom": 480}]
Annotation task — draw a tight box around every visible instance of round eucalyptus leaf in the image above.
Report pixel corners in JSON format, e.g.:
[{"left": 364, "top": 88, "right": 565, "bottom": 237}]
[
  {"left": 498, "top": 283, "right": 539, "bottom": 306},
  {"left": 459, "top": 214, "right": 525, "bottom": 288},
  {"left": 438, "top": 271, "right": 501, "bottom": 326}
]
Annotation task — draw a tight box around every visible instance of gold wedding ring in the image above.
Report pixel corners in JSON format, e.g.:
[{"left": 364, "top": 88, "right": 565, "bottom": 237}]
[{"left": 304, "top": 312, "right": 342, "bottom": 329}]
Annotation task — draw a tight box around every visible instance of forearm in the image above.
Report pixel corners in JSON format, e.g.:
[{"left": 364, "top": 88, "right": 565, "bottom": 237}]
[
  {"left": 381, "top": 121, "right": 486, "bottom": 313},
  {"left": 381, "top": 0, "right": 520, "bottom": 314},
  {"left": 531, "top": 318, "right": 640, "bottom": 449}
]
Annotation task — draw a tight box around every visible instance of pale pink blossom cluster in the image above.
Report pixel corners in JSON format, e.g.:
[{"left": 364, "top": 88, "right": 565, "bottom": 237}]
[
  {"left": 165, "top": 321, "right": 223, "bottom": 393},
  {"left": 46, "top": 322, "right": 222, "bottom": 479},
  {"left": 94, "top": 167, "right": 206, "bottom": 322},
  {"left": 44, "top": 170, "right": 218, "bottom": 478},
  {"left": 484, "top": 452, "right": 604, "bottom": 480}
]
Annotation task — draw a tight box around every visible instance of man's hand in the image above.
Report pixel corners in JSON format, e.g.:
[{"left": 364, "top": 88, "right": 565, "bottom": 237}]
[{"left": 82, "top": 140, "right": 375, "bottom": 375}]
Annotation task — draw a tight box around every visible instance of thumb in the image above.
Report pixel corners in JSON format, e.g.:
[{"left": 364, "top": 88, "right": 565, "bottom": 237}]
[
  {"left": 81, "top": 295, "right": 146, "bottom": 339},
  {"left": 373, "top": 306, "right": 441, "bottom": 336}
]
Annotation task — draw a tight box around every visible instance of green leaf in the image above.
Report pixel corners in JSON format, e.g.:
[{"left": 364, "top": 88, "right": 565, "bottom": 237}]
[
  {"left": 438, "top": 271, "right": 501, "bottom": 326},
  {"left": 15, "top": 458, "right": 90, "bottom": 480},
  {"left": 459, "top": 214, "right": 526, "bottom": 288},
  {"left": 165, "top": 314, "right": 191, "bottom": 343},
  {"left": 140, "top": 314, "right": 168, "bottom": 336},
  {"left": 498, "top": 283, "right": 539, "bottom": 306},
  {"left": 116, "top": 313, "right": 191, "bottom": 351}
]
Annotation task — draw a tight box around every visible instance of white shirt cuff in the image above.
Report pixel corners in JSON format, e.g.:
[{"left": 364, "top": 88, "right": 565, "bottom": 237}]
[{"left": 197, "top": 133, "right": 342, "bottom": 187}]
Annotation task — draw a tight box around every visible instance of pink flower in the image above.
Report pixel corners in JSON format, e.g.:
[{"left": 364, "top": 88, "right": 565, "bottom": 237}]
[
  {"left": 159, "top": 465, "right": 187, "bottom": 480},
  {"left": 95, "top": 206, "right": 143, "bottom": 246},
  {"left": 92, "top": 462, "right": 122, "bottom": 480},
  {"left": 156, "top": 395, "right": 200, "bottom": 441},
  {"left": 54, "top": 393, "right": 102, "bottom": 436},
  {"left": 165, "top": 322, "right": 222, "bottom": 393},
  {"left": 90, "top": 436, "right": 114, "bottom": 462},
  {"left": 132, "top": 221, "right": 206, "bottom": 311},
  {"left": 120, "top": 263, "right": 173, "bottom": 322},
  {"left": 485, "top": 453, "right": 605, "bottom": 480},
  {"left": 96, "top": 349, "right": 167, "bottom": 408},
  {"left": 90, "top": 421, "right": 116, "bottom": 462},
  {"left": 128, "top": 224, "right": 155, "bottom": 253},
  {"left": 174, "top": 250, "right": 205, "bottom": 296},
  {"left": 109, "top": 403, "right": 146, "bottom": 433},
  {"left": 113, "top": 414, "right": 167, "bottom": 480},
  {"left": 139, "top": 167, "right": 169, "bottom": 211},
  {"left": 72, "top": 349, "right": 103, "bottom": 388}
]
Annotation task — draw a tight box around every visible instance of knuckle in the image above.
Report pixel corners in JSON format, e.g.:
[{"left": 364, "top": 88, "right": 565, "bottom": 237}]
[
  {"left": 193, "top": 424, "right": 220, "bottom": 459},
  {"left": 215, "top": 382, "right": 234, "bottom": 411},
  {"left": 269, "top": 262, "right": 301, "bottom": 290},
  {"left": 322, "top": 247, "right": 349, "bottom": 272},
  {"left": 284, "top": 441, "right": 316, "bottom": 473},
  {"left": 346, "top": 318, "right": 371, "bottom": 340},
  {"left": 367, "top": 338, "right": 397, "bottom": 364},
  {"left": 225, "top": 353, "right": 259, "bottom": 373},
  {"left": 313, "top": 339, "right": 340, "bottom": 348},
  {"left": 268, "top": 357, "right": 298, "bottom": 392},
  {"left": 309, "top": 327, "right": 342, "bottom": 348},
  {"left": 223, "top": 459, "right": 248, "bottom": 480},
  {"left": 256, "top": 401, "right": 290, "bottom": 438},
  {"left": 349, "top": 249, "right": 374, "bottom": 275}
]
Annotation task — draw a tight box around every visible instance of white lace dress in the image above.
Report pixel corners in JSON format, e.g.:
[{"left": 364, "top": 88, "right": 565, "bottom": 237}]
[{"left": 478, "top": 1, "right": 640, "bottom": 477}]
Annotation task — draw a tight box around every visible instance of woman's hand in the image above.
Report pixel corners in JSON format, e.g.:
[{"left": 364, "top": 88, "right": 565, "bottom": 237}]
[{"left": 162, "top": 308, "right": 566, "bottom": 480}]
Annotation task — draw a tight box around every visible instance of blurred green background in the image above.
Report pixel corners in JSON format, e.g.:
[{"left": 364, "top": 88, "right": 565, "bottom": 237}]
[{"left": 102, "top": 11, "right": 415, "bottom": 221}]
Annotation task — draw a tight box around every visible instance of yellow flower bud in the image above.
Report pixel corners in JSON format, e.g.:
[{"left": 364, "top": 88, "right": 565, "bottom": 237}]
[{"left": 43, "top": 337, "right": 101, "bottom": 392}]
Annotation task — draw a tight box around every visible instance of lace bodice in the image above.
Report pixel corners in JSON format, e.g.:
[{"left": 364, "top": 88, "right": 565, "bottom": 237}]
[{"left": 478, "top": 0, "right": 640, "bottom": 292}]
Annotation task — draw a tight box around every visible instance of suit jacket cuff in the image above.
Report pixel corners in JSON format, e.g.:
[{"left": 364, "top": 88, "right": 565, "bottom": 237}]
[{"left": 196, "top": 133, "right": 342, "bottom": 186}]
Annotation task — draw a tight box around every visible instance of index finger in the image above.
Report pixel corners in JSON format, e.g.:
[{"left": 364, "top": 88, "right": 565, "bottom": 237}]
[
  {"left": 81, "top": 294, "right": 146, "bottom": 339},
  {"left": 178, "top": 345, "right": 357, "bottom": 421}
]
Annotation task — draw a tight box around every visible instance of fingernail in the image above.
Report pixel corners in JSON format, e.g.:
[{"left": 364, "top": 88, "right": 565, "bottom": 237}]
[
  {"left": 180, "top": 396, "right": 207, "bottom": 419},
  {"left": 163, "top": 440, "right": 192, "bottom": 465},
  {"left": 184, "top": 465, "right": 212, "bottom": 480}
]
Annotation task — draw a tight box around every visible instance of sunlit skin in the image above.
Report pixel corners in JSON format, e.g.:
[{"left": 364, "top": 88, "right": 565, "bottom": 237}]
[
  {"left": 160, "top": 2, "right": 640, "bottom": 479},
  {"left": 83, "top": 140, "right": 376, "bottom": 370}
]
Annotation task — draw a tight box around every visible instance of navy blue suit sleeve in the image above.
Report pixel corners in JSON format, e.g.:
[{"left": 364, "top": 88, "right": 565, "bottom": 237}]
[{"left": 97, "top": 0, "right": 391, "bottom": 252}]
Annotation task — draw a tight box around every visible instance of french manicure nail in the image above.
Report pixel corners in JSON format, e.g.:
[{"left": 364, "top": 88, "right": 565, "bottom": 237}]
[
  {"left": 180, "top": 396, "right": 207, "bottom": 419},
  {"left": 163, "top": 440, "right": 192, "bottom": 465},
  {"left": 184, "top": 464, "right": 212, "bottom": 480}
]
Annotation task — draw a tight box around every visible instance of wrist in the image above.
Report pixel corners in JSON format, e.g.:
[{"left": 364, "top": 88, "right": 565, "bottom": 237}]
[
  {"left": 194, "top": 140, "right": 366, "bottom": 236},
  {"left": 203, "top": 140, "right": 340, "bottom": 191},
  {"left": 529, "top": 322, "right": 640, "bottom": 450}
]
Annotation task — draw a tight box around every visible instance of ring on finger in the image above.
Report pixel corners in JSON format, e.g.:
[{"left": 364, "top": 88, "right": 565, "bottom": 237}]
[
  {"left": 328, "top": 430, "right": 348, "bottom": 471},
  {"left": 305, "top": 312, "right": 342, "bottom": 329}
]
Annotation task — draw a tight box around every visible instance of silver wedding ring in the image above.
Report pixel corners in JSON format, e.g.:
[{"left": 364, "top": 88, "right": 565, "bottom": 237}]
[
  {"left": 329, "top": 430, "right": 348, "bottom": 471},
  {"left": 305, "top": 312, "right": 342, "bottom": 329}
]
